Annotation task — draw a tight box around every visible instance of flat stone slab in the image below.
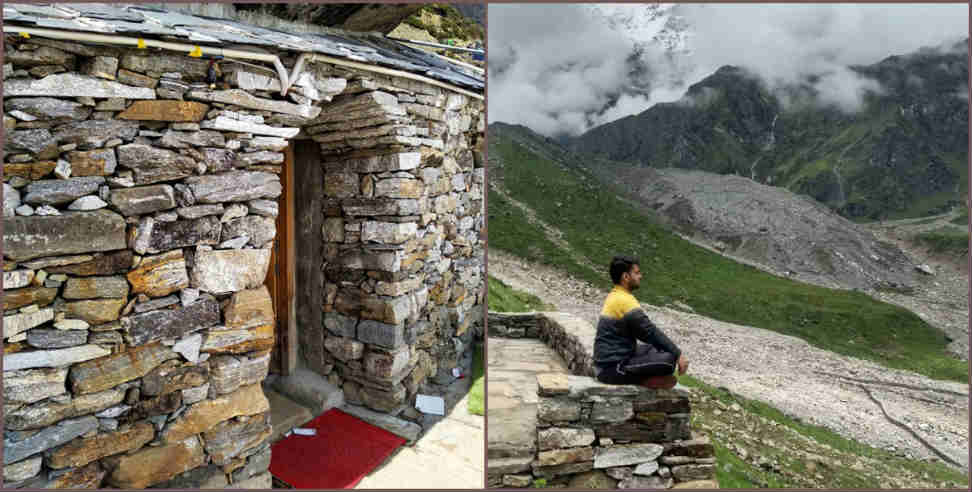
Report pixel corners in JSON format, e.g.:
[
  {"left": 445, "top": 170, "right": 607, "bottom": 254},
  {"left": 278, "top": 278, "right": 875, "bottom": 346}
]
[
  {"left": 5, "top": 73, "right": 156, "bottom": 99},
  {"left": 4, "top": 210, "right": 127, "bottom": 261},
  {"left": 117, "top": 100, "right": 209, "bottom": 122},
  {"left": 128, "top": 296, "right": 220, "bottom": 346},
  {"left": 4, "top": 345, "right": 110, "bottom": 371},
  {"left": 594, "top": 443, "right": 664, "bottom": 469},
  {"left": 270, "top": 367, "right": 344, "bottom": 416},
  {"left": 200, "top": 116, "right": 299, "bottom": 138},
  {"left": 187, "top": 89, "right": 320, "bottom": 119},
  {"left": 341, "top": 403, "right": 421, "bottom": 444},
  {"left": 3, "top": 416, "right": 99, "bottom": 465}
]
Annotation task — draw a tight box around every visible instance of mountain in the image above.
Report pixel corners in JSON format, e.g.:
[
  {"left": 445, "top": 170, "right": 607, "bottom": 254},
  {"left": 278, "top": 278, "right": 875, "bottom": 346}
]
[{"left": 568, "top": 40, "right": 969, "bottom": 221}]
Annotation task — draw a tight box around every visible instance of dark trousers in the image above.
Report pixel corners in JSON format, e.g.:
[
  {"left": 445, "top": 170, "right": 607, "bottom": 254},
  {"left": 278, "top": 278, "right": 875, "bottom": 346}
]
[{"left": 596, "top": 343, "right": 677, "bottom": 385}]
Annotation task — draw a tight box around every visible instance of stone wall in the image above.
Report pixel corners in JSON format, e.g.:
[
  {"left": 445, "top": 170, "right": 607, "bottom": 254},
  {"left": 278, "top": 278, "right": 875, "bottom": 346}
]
[
  {"left": 488, "top": 312, "right": 717, "bottom": 489},
  {"left": 3, "top": 35, "right": 483, "bottom": 488}
]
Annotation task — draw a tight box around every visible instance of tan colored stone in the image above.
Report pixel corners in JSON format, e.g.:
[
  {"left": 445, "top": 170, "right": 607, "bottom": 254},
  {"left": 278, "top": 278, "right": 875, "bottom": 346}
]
[
  {"left": 62, "top": 276, "right": 129, "bottom": 300},
  {"left": 106, "top": 436, "right": 206, "bottom": 488},
  {"left": 537, "top": 373, "right": 569, "bottom": 396},
  {"left": 223, "top": 286, "right": 274, "bottom": 330},
  {"left": 46, "top": 461, "right": 106, "bottom": 488},
  {"left": 3, "top": 286, "right": 58, "bottom": 310},
  {"left": 162, "top": 383, "right": 269, "bottom": 443},
  {"left": 127, "top": 251, "right": 188, "bottom": 297},
  {"left": 672, "top": 479, "right": 720, "bottom": 489},
  {"left": 68, "top": 149, "right": 116, "bottom": 177},
  {"left": 69, "top": 343, "right": 177, "bottom": 395},
  {"left": 63, "top": 298, "right": 126, "bottom": 324},
  {"left": 117, "top": 101, "right": 209, "bottom": 122},
  {"left": 201, "top": 325, "right": 274, "bottom": 354},
  {"left": 47, "top": 421, "right": 154, "bottom": 469},
  {"left": 538, "top": 447, "right": 595, "bottom": 466},
  {"left": 3, "top": 161, "right": 57, "bottom": 180}
]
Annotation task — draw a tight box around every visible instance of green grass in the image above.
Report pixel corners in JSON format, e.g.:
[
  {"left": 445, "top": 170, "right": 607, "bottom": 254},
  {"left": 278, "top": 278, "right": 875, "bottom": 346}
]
[
  {"left": 912, "top": 228, "right": 970, "bottom": 256},
  {"left": 678, "top": 374, "right": 970, "bottom": 487},
  {"left": 467, "top": 342, "right": 484, "bottom": 416},
  {"left": 488, "top": 275, "right": 552, "bottom": 312},
  {"left": 489, "top": 133, "right": 968, "bottom": 383},
  {"left": 950, "top": 208, "right": 968, "bottom": 226}
]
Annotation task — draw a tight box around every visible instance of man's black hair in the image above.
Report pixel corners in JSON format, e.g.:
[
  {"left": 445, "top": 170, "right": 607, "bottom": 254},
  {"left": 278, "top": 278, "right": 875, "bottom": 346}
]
[{"left": 609, "top": 256, "right": 640, "bottom": 285}]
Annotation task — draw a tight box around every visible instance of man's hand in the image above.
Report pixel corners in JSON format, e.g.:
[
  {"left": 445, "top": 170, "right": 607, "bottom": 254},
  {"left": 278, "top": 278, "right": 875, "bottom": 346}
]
[{"left": 677, "top": 355, "right": 689, "bottom": 375}]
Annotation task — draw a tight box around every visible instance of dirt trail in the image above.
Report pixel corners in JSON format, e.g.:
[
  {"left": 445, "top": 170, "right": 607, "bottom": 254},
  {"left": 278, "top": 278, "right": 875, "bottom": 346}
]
[{"left": 488, "top": 249, "right": 969, "bottom": 471}]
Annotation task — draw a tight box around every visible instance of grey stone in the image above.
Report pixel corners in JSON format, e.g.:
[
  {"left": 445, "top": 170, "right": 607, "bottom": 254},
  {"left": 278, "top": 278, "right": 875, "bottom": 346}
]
[
  {"left": 220, "top": 203, "right": 248, "bottom": 223},
  {"left": 88, "top": 331, "right": 123, "bottom": 346},
  {"left": 594, "top": 444, "right": 664, "bottom": 469},
  {"left": 133, "top": 295, "right": 180, "bottom": 313},
  {"left": 82, "top": 56, "right": 119, "bottom": 80},
  {"left": 633, "top": 461, "right": 660, "bottom": 476},
  {"left": 186, "top": 171, "right": 282, "bottom": 204},
  {"left": 117, "top": 69, "right": 158, "bottom": 88},
  {"left": 356, "top": 320, "right": 406, "bottom": 349},
  {"left": 67, "top": 196, "right": 107, "bottom": 211},
  {"left": 671, "top": 464, "right": 716, "bottom": 481},
  {"left": 176, "top": 204, "right": 223, "bottom": 220},
  {"left": 340, "top": 404, "right": 422, "bottom": 443},
  {"left": 34, "top": 205, "right": 61, "bottom": 216},
  {"left": 158, "top": 130, "right": 225, "bottom": 149},
  {"left": 53, "top": 120, "right": 139, "bottom": 147},
  {"left": 200, "top": 116, "right": 299, "bottom": 138},
  {"left": 54, "top": 159, "right": 72, "bottom": 179},
  {"left": 5, "top": 73, "right": 155, "bottom": 99},
  {"left": 3, "top": 416, "right": 98, "bottom": 464},
  {"left": 173, "top": 333, "right": 203, "bottom": 363},
  {"left": 3, "top": 455, "right": 43, "bottom": 482},
  {"left": 26, "top": 329, "right": 88, "bottom": 349},
  {"left": 202, "top": 413, "right": 272, "bottom": 465},
  {"left": 182, "top": 383, "right": 210, "bottom": 405},
  {"left": 157, "top": 78, "right": 189, "bottom": 99},
  {"left": 232, "top": 446, "right": 271, "bottom": 481},
  {"left": 199, "top": 148, "right": 235, "bottom": 172},
  {"left": 95, "top": 98, "right": 126, "bottom": 111},
  {"left": 63, "top": 276, "right": 128, "bottom": 299},
  {"left": 179, "top": 288, "right": 200, "bottom": 306},
  {"left": 128, "top": 295, "right": 220, "bottom": 346},
  {"left": 5, "top": 129, "right": 57, "bottom": 157},
  {"left": 218, "top": 236, "right": 249, "bottom": 249},
  {"left": 22, "top": 177, "right": 103, "bottom": 206},
  {"left": 120, "top": 54, "right": 211, "bottom": 82},
  {"left": 323, "top": 312, "right": 357, "bottom": 338},
  {"left": 99, "top": 418, "right": 119, "bottom": 432},
  {"left": 245, "top": 136, "right": 287, "bottom": 151},
  {"left": 538, "top": 397, "right": 582, "bottom": 423},
  {"left": 590, "top": 399, "right": 634, "bottom": 423},
  {"left": 15, "top": 204, "right": 35, "bottom": 216},
  {"left": 236, "top": 150, "right": 283, "bottom": 166},
  {"left": 188, "top": 89, "right": 320, "bottom": 118},
  {"left": 4, "top": 183, "right": 21, "bottom": 217},
  {"left": 6, "top": 46, "right": 75, "bottom": 67},
  {"left": 109, "top": 185, "right": 176, "bottom": 216},
  {"left": 4, "top": 308, "right": 55, "bottom": 339},
  {"left": 3, "top": 367, "right": 67, "bottom": 407},
  {"left": 222, "top": 216, "right": 275, "bottom": 246},
  {"left": 209, "top": 353, "right": 270, "bottom": 396},
  {"left": 190, "top": 248, "right": 271, "bottom": 294},
  {"left": 4, "top": 270, "right": 35, "bottom": 289},
  {"left": 4, "top": 97, "right": 91, "bottom": 121},
  {"left": 4, "top": 345, "right": 110, "bottom": 372},
  {"left": 247, "top": 199, "right": 278, "bottom": 217},
  {"left": 538, "top": 427, "right": 597, "bottom": 451},
  {"left": 618, "top": 476, "right": 673, "bottom": 489},
  {"left": 145, "top": 216, "right": 221, "bottom": 253},
  {"left": 116, "top": 144, "right": 197, "bottom": 185},
  {"left": 94, "top": 404, "right": 131, "bottom": 419}
]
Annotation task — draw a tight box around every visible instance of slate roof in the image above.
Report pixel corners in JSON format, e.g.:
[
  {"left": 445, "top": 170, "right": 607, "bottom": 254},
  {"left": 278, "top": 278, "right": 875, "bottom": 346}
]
[{"left": 3, "top": 3, "right": 484, "bottom": 92}]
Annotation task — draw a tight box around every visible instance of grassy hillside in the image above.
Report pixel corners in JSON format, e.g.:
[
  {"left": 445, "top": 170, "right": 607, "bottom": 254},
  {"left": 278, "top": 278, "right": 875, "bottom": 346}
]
[{"left": 489, "top": 127, "right": 967, "bottom": 383}]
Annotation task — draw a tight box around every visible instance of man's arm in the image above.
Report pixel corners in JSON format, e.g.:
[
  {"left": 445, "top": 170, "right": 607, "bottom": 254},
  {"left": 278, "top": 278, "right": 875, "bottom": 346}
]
[{"left": 625, "top": 308, "right": 682, "bottom": 359}]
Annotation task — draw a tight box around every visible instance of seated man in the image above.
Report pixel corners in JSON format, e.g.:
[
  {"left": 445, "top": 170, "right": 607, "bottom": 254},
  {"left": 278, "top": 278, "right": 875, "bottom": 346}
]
[{"left": 594, "top": 256, "right": 688, "bottom": 388}]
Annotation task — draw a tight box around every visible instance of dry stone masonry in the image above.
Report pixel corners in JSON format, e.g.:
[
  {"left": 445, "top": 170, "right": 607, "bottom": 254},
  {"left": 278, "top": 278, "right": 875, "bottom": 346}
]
[
  {"left": 488, "top": 313, "right": 717, "bottom": 489},
  {"left": 3, "top": 19, "right": 483, "bottom": 488}
]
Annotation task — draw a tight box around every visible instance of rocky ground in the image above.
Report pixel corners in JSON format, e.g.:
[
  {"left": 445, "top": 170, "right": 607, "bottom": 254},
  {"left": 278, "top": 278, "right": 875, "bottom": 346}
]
[{"left": 489, "top": 248, "right": 970, "bottom": 486}]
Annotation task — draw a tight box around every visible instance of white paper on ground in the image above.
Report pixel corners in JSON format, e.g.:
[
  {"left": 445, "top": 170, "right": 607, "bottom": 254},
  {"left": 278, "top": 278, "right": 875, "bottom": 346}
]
[
  {"left": 292, "top": 427, "right": 317, "bottom": 436},
  {"left": 451, "top": 367, "right": 462, "bottom": 378},
  {"left": 415, "top": 394, "right": 446, "bottom": 415}
]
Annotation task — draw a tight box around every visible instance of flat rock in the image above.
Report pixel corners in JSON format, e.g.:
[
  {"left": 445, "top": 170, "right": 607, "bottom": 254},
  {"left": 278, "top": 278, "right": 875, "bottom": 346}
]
[
  {"left": 633, "top": 461, "right": 660, "bottom": 476},
  {"left": 4, "top": 97, "right": 92, "bottom": 121},
  {"left": 5, "top": 128, "right": 58, "bottom": 158},
  {"left": 47, "top": 421, "right": 154, "bottom": 469},
  {"left": 3, "top": 455, "right": 42, "bottom": 482},
  {"left": 5, "top": 73, "right": 155, "bottom": 98},
  {"left": 538, "top": 427, "right": 596, "bottom": 451},
  {"left": 223, "top": 286, "right": 274, "bottom": 330},
  {"left": 340, "top": 403, "right": 421, "bottom": 443},
  {"left": 157, "top": 129, "right": 225, "bottom": 149},
  {"left": 120, "top": 53, "right": 210, "bottom": 81},
  {"left": 127, "top": 251, "right": 189, "bottom": 297},
  {"left": 176, "top": 204, "right": 224, "bottom": 219},
  {"left": 539, "top": 446, "right": 595, "bottom": 466},
  {"left": 5, "top": 160, "right": 58, "bottom": 180},
  {"left": 53, "top": 119, "right": 139, "bottom": 147},
  {"left": 117, "top": 100, "right": 209, "bottom": 122},
  {"left": 162, "top": 383, "right": 270, "bottom": 443},
  {"left": 222, "top": 215, "right": 276, "bottom": 246},
  {"left": 4, "top": 183, "right": 22, "bottom": 217},
  {"left": 63, "top": 298, "right": 126, "bottom": 324},
  {"left": 116, "top": 144, "right": 197, "bottom": 185},
  {"left": 208, "top": 353, "right": 270, "bottom": 396},
  {"left": 68, "top": 343, "right": 177, "bottom": 395},
  {"left": 3, "top": 415, "right": 99, "bottom": 465},
  {"left": 188, "top": 89, "right": 320, "bottom": 118},
  {"left": 200, "top": 116, "right": 299, "bottom": 138},
  {"left": 3, "top": 286, "right": 58, "bottom": 311},
  {"left": 64, "top": 148, "right": 116, "bottom": 177},
  {"left": 186, "top": 171, "right": 282, "bottom": 204},
  {"left": 22, "top": 176, "right": 104, "bottom": 206},
  {"left": 247, "top": 199, "right": 278, "bottom": 217},
  {"left": 141, "top": 360, "right": 209, "bottom": 397},
  {"left": 568, "top": 470, "right": 617, "bottom": 489},
  {"left": 190, "top": 248, "right": 271, "bottom": 294},
  {"left": 144, "top": 215, "right": 221, "bottom": 253},
  {"left": 202, "top": 413, "right": 272, "bottom": 464},
  {"left": 619, "top": 476, "right": 673, "bottom": 489},
  {"left": 128, "top": 295, "right": 220, "bottom": 346},
  {"left": 26, "top": 328, "right": 88, "bottom": 349},
  {"left": 63, "top": 275, "right": 129, "bottom": 299},
  {"left": 0, "top": 270, "right": 33, "bottom": 291},
  {"left": 106, "top": 436, "right": 206, "bottom": 488},
  {"left": 109, "top": 184, "right": 176, "bottom": 216},
  {"left": 172, "top": 333, "right": 204, "bottom": 363},
  {"left": 46, "top": 250, "right": 133, "bottom": 276},
  {"left": 3, "top": 367, "right": 67, "bottom": 407},
  {"left": 594, "top": 444, "right": 664, "bottom": 469},
  {"left": 4, "top": 308, "right": 56, "bottom": 338},
  {"left": 201, "top": 325, "right": 274, "bottom": 355},
  {"left": 67, "top": 195, "right": 108, "bottom": 211},
  {"left": 4, "top": 345, "right": 110, "bottom": 372},
  {"left": 133, "top": 295, "right": 180, "bottom": 313}
]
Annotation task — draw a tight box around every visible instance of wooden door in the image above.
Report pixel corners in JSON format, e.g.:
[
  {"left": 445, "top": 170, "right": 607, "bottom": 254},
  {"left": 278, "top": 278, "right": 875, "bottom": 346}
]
[{"left": 265, "top": 144, "right": 297, "bottom": 375}]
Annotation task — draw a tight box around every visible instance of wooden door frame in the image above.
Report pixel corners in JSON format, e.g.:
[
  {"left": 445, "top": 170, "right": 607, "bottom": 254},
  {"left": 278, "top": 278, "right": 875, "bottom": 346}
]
[{"left": 268, "top": 143, "right": 298, "bottom": 375}]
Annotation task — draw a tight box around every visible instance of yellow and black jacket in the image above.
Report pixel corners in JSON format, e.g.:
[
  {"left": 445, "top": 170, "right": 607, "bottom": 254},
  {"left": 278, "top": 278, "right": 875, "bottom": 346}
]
[{"left": 594, "top": 285, "right": 682, "bottom": 367}]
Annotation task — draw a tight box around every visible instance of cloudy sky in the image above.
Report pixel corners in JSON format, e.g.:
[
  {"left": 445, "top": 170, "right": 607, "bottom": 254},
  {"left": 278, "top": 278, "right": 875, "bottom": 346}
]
[{"left": 488, "top": 3, "right": 968, "bottom": 138}]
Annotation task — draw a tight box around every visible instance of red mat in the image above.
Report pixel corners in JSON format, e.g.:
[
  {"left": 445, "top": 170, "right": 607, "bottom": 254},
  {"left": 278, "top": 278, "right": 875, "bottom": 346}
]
[{"left": 269, "top": 408, "right": 406, "bottom": 489}]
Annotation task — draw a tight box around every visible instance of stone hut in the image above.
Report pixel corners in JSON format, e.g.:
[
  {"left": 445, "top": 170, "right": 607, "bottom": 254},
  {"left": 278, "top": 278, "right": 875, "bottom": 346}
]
[{"left": 2, "top": 3, "right": 484, "bottom": 488}]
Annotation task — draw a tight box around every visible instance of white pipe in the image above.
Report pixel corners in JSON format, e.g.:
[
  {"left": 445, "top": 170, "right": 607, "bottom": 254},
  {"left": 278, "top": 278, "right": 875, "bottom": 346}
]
[
  {"left": 4, "top": 25, "right": 290, "bottom": 95},
  {"left": 286, "top": 52, "right": 483, "bottom": 101}
]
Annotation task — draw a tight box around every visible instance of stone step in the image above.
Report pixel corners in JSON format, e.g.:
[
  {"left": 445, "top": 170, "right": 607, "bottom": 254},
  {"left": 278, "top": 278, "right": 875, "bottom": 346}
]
[
  {"left": 340, "top": 403, "right": 421, "bottom": 444},
  {"left": 486, "top": 455, "right": 534, "bottom": 477},
  {"left": 264, "top": 387, "right": 313, "bottom": 444},
  {"left": 268, "top": 367, "right": 344, "bottom": 416}
]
